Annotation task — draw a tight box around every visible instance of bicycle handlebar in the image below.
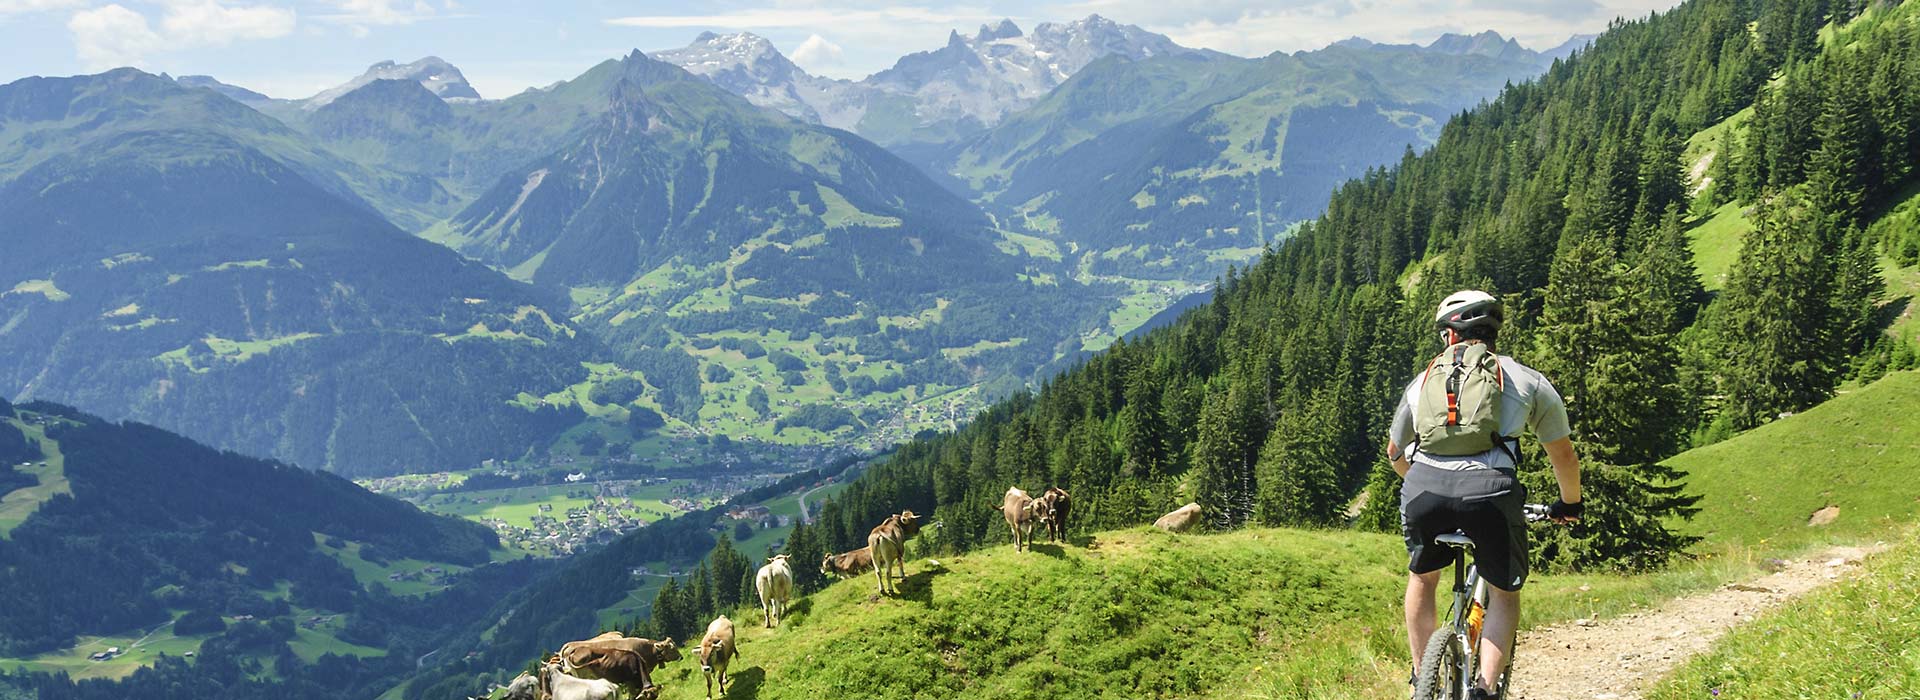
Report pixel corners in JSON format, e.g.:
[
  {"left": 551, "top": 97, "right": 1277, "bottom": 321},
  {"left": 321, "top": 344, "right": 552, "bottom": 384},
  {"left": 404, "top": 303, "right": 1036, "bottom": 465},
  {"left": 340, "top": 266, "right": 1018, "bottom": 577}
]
[{"left": 1522, "top": 503, "right": 1552, "bottom": 523}]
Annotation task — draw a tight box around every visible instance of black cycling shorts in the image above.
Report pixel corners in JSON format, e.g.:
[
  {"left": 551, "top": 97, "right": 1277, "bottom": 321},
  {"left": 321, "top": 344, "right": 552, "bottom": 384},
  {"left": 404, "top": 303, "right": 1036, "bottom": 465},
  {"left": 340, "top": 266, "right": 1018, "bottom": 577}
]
[{"left": 1400, "top": 463, "right": 1529, "bottom": 591}]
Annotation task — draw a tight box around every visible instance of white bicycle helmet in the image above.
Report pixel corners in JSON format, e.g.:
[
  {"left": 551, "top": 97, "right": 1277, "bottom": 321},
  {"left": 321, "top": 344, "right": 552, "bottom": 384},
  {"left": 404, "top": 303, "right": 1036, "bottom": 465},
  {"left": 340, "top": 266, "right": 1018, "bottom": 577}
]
[{"left": 1434, "top": 290, "right": 1504, "bottom": 333}]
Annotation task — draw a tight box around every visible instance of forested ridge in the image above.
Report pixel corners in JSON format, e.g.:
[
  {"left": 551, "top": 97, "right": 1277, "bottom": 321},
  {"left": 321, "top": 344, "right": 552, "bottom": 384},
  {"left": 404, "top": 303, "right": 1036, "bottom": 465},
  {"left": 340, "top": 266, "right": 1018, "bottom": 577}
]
[
  {"left": 777, "top": 0, "right": 1916, "bottom": 574},
  {"left": 0, "top": 400, "right": 563, "bottom": 700}
]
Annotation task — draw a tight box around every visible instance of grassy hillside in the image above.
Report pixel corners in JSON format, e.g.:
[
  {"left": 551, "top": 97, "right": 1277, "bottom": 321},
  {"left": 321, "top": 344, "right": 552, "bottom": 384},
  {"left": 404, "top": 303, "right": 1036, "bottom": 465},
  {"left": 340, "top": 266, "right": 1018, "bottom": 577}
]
[
  {"left": 1663, "top": 370, "right": 1920, "bottom": 552},
  {"left": 645, "top": 528, "right": 1415, "bottom": 700}
]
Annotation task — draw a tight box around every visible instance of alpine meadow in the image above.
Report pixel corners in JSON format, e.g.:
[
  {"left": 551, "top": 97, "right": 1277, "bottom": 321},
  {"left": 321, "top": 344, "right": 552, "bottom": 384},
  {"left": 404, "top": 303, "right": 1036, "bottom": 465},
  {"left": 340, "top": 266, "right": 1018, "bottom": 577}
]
[{"left": 0, "top": 0, "right": 1916, "bottom": 699}]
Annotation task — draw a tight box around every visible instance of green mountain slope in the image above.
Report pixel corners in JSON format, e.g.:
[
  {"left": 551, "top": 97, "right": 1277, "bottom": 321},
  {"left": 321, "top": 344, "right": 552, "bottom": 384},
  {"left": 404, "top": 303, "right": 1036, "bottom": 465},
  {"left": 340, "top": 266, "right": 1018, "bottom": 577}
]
[
  {"left": 0, "top": 70, "right": 593, "bottom": 477},
  {"left": 939, "top": 43, "right": 1552, "bottom": 280},
  {"left": 1663, "top": 370, "right": 1920, "bottom": 550},
  {"left": 420, "top": 52, "right": 1112, "bottom": 441},
  {"left": 0, "top": 400, "right": 543, "bottom": 686}
]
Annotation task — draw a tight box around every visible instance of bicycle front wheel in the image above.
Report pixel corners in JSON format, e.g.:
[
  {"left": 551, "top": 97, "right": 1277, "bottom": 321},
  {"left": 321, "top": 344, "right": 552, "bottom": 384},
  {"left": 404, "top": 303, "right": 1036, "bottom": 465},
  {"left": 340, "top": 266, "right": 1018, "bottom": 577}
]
[{"left": 1413, "top": 627, "right": 1466, "bottom": 700}]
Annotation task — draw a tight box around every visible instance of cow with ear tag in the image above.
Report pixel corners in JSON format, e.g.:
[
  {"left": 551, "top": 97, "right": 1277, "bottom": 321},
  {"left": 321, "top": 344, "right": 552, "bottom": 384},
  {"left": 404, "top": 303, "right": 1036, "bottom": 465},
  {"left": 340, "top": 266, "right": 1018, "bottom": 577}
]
[{"left": 697, "top": 615, "right": 738, "bottom": 699}]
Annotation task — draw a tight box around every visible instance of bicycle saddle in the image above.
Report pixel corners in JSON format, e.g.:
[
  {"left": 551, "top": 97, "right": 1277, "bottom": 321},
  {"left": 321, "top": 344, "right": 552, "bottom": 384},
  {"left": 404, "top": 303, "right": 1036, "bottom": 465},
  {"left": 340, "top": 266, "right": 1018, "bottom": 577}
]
[{"left": 1435, "top": 532, "right": 1475, "bottom": 549}]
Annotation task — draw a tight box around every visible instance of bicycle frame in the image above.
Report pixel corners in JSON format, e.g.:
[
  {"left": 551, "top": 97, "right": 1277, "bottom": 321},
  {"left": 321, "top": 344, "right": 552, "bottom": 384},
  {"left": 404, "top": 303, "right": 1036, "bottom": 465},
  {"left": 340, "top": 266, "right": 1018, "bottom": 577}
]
[
  {"left": 1419, "top": 503, "right": 1548, "bottom": 699},
  {"left": 1440, "top": 545, "right": 1498, "bottom": 699}
]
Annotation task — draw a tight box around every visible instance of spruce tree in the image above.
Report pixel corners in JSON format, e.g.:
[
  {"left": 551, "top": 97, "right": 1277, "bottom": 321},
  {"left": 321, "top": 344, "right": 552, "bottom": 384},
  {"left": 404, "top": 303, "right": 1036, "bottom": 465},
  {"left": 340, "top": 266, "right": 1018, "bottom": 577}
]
[
  {"left": 1711, "top": 190, "right": 1839, "bottom": 430},
  {"left": 1631, "top": 117, "right": 1688, "bottom": 243},
  {"left": 1704, "top": 130, "right": 1740, "bottom": 207},
  {"left": 1533, "top": 235, "right": 1620, "bottom": 430},
  {"left": 1253, "top": 395, "right": 1344, "bottom": 527},
  {"left": 1806, "top": 56, "right": 1874, "bottom": 225},
  {"left": 1641, "top": 205, "right": 1706, "bottom": 334}
]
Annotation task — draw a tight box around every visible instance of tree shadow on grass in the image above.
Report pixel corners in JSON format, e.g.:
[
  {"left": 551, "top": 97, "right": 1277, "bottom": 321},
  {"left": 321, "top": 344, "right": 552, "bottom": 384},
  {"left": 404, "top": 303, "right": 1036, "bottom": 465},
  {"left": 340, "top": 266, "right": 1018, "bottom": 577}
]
[{"left": 1871, "top": 295, "right": 1911, "bottom": 335}]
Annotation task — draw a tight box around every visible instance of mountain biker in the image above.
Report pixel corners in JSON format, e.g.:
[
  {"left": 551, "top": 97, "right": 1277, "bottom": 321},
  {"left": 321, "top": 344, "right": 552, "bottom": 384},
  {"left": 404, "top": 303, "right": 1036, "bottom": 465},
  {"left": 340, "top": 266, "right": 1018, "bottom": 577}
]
[{"left": 1386, "top": 290, "right": 1584, "bottom": 699}]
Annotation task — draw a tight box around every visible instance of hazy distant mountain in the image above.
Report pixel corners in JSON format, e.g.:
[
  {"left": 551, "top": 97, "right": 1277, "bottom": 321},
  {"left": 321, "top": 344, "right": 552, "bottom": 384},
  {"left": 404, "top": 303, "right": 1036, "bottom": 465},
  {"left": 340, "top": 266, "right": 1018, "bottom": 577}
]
[
  {"left": 653, "top": 15, "right": 1213, "bottom": 146},
  {"left": 936, "top": 33, "right": 1557, "bottom": 280},
  {"left": 430, "top": 51, "right": 1107, "bottom": 419},
  {"left": 1543, "top": 33, "right": 1600, "bottom": 61},
  {"left": 652, "top": 31, "right": 867, "bottom": 128},
  {"left": 174, "top": 74, "right": 270, "bottom": 102},
  {"left": 304, "top": 56, "right": 480, "bottom": 108},
  {"left": 0, "top": 69, "right": 591, "bottom": 476}
]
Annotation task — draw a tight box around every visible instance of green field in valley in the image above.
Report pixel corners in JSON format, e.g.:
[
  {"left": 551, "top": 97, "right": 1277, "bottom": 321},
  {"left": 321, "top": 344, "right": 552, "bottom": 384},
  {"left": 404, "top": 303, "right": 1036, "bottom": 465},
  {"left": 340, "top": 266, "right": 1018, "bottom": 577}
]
[
  {"left": 415, "top": 482, "right": 686, "bottom": 530},
  {"left": 0, "top": 620, "right": 211, "bottom": 682}
]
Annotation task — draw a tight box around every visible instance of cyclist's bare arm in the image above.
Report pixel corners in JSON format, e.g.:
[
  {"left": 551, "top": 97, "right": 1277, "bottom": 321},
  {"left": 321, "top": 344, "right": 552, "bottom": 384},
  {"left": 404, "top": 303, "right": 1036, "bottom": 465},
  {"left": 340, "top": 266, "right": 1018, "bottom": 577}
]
[
  {"left": 1388, "top": 441, "right": 1411, "bottom": 477},
  {"left": 1542, "top": 436, "right": 1582, "bottom": 519}
]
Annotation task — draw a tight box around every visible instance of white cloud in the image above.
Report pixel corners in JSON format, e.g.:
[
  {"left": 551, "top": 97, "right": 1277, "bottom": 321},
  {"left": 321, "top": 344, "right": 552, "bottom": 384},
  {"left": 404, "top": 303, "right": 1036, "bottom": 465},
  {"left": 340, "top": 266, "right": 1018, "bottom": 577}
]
[
  {"left": 161, "top": 1, "right": 296, "bottom": 47},
  {"left": 314, "top": 0, "right": 437, "bottom": 29},
  {"left": 791, "top": 33, "right": 843, "bottom": 70},
  {"left": 67, "top": 1, "right": 295, "bottom": 70},
  {"left": 0, "top": 0, "right": 82, "bottom": 15},
  {"left": 68, "top": 4, "right": 162, "bottom": 68}
]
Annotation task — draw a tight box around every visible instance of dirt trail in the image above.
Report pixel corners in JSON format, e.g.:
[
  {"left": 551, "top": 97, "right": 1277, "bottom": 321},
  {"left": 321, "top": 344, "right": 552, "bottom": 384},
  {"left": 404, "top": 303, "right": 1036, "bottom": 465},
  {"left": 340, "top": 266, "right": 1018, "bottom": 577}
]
[{"left": 1508, "top": 543, "right": 1881, "bottom": 700}]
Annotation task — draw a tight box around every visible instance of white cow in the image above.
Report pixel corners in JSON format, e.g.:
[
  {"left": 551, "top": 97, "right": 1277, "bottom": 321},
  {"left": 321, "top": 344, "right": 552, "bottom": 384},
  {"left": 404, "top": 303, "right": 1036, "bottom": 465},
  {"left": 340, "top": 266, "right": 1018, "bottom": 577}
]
[
  {"left": 755, "top": 554, "right": 794, "bottom": 628},
  {"left": 540, "top": 660, "right": 621, "bottom": 700}
]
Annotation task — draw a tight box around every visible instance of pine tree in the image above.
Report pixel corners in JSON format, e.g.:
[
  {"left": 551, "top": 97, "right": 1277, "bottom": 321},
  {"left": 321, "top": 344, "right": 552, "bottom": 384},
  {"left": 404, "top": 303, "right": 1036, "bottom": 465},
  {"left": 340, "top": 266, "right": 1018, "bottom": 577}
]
[
  {"left": 707, "top": 535, "right": 748, "bottom": 610},
  {"left": 1631, "top": 116, "right": 1688, "bottom": 243},
  {"left": 1735, "top": 91, "right": 1771, "bottom": 201},
  {"left": 1566, "top": 140, "right": 1640, "bottom": 251},
  {"left": 1641, "top": 205, "right": 1706, "bottom": 334},
  {"left": 1190, "top": 380, "right": 1258, "bottom": 529},
  {"left": 1353, "top": 460, "right": 1404, "bottom": 533},
  {"left": 1828, "top": 224, "right": 1885, "bottom": 360},
  {"left": 1524, "top": 463, "right": 1700, "bottom": 573},
  {"left": 1118, "top": 364, "right": 1169, "bottom": 479},
  {"left": 1805, "top": 55, "right": 1874, "bottom": 225},
  {"left": 1711, "top": 190, "right": 1840, "bottom": 430},
  {"left": 1533, "top": 235, "right": 1620, "bottom": 427},
  {"left": 1704, "top": 129, "right": 1741, "bottom": 207},
  {"left": 649, "top": 578, "right": 693, "bottom": 641},
  {"left": 1253, "top": 395, "right": 1344, "bottom": 527}
]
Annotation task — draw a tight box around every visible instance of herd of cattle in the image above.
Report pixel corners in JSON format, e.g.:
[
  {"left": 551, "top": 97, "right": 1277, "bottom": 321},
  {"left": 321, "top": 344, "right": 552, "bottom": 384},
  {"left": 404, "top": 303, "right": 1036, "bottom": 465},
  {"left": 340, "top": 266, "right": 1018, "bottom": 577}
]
[{"left": 492, "top": 488, "right": 1205, "bottom": 700}]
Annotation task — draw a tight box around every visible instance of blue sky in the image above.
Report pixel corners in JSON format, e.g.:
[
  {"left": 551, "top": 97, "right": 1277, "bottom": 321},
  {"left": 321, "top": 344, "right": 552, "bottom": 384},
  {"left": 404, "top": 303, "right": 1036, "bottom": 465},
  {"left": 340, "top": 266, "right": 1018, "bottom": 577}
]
[{"left": 0, "top": 0, "right": 1685, "bottom": 99}]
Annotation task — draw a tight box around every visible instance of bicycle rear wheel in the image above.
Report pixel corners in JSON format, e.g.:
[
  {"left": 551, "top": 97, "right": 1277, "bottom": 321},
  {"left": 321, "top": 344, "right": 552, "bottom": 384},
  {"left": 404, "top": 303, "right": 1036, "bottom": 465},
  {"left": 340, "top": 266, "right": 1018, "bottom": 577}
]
[{"left": 1413, "top": 627, "right": 1466, "bottom": 700}]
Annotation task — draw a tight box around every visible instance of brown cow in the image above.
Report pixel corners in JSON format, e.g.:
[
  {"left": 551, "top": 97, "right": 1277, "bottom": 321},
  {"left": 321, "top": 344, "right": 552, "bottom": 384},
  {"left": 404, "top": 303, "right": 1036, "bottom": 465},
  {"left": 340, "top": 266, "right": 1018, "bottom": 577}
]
[
  {"left": 1036, "top": 487, "right": 1072, "bottom": 543},
  {"left": 1000, "top": 487, "right": 1036, "bottom": 552},
  {"left": 697, "top": 615, "right": 738, "bottom": 699},
  {"left": 867, "top": 510, "right": 923, "bottom": 595},
  {"left": 557, "top": 632, "right": 681, "bottom": 695},
  {"left": 1154, "top": 502, "right": 1203, "bottom": 533},
  {"left": 820, "top": 547, "right": 874, "bottom": 579}
]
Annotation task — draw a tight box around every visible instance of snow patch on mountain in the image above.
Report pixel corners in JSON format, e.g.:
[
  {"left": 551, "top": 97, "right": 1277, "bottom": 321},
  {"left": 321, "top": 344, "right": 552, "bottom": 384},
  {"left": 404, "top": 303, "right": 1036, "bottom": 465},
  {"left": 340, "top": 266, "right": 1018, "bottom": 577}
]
[
  {"left": 304, "top": 57, "right": 479, "bottom": 109},
  {"left": 652, "top": 15, "right": 1211, "bottom": 144}
]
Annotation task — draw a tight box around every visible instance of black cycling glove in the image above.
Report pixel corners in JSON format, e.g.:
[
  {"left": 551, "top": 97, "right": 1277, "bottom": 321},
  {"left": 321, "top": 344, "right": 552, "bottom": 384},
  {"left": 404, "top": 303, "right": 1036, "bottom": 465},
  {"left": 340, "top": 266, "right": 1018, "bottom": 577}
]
[{"left": 1548, "top": 499, "right": 1585, "bottom": 520}]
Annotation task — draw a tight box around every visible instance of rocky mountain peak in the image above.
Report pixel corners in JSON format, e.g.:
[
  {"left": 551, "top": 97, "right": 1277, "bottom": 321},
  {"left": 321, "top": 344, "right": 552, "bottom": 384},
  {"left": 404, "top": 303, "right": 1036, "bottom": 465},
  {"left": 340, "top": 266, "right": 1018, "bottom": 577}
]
[
  {"left": 977, "top": 19, "right": 1023, "bottom": 42},
  {"left": 304, "top": 56, "right": 478, "bottom": 109}
]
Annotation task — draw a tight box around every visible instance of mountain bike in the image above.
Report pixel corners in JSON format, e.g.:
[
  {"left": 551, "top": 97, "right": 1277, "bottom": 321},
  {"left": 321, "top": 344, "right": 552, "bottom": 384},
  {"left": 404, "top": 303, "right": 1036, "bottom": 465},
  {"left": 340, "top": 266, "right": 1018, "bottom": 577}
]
[{"left": 1412, "top": 503, "right": 1552, "bottom": 700}]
